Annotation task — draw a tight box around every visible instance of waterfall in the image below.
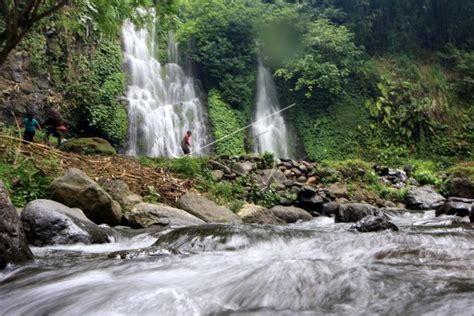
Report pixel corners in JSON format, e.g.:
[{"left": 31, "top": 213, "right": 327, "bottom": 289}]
[
  {"left": 122, "top": 21, "right": 209, "bottom": 157},
  {"left": 252, "top": 59, "right": 290, "bottom": 158}
]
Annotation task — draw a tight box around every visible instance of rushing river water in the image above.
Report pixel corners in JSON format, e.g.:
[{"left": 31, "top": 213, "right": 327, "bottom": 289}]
[{"left": 1, "top": 211, "right": 473, "bottom": 315}]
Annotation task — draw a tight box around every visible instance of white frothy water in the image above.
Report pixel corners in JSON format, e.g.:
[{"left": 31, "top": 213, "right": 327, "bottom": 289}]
[
  {"left": 1, "top": 211, "right": 473, "bottom": 315},
  {"left": 122, "top": 21, "right": 209, "bottom": 157},
  {"left": 252, "top": 59, "right": 290, "bottom": 158}
]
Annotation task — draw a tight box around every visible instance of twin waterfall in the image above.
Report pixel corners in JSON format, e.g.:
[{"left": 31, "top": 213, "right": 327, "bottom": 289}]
[
  {"left": 122, "top": 22, "right": 209, "bottom": 157},
  {"left": 251, "top": 60, "right": 290, "bottom": 158},
  {"left": 122, "top": 22, "right": 290, "bottom": 158}
]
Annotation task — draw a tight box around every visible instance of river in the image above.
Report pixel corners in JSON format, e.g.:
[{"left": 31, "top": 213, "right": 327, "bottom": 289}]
[{"left": 1, "top": 211, "right": 473, "bottom": 315}]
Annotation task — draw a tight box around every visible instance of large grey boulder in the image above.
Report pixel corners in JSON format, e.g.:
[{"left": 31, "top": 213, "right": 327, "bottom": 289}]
[
  {"left": 124, "top": 203, "right": 205, "bottom": 228},
  {"left": 99, "top": 178, "right": 143, "bottom": 211},
  {"left": 260, "top": 169, "right": 287, "bottom": 186},
  {"left": 436, "top": 197, "right": 473, "bottom": 218},
  {"left": 327, "top": 182, "right": 349, "bottom": 199},
  {"left": 21, "top": 199, "right": 110, "bottom": 247},
  {"left": 351, "top": 214, "right": 399, "bottom": 232},
  {"left": 48, "top": 168, "right": 122, "bottom": 226},
  {"left": 232, "top": 161, "right": 254, "bottom": 176},
  {"left": 335, "top": 203, "right": 380, "bottom": 223},
  {"left": 405, "top": 186, "right": 445, "bottom": 210},
  {"left": 237, "top": 204, "right": 284, "bottom": 225},
  {"left": 0, "top": 181, "right": 33, "bottom": 269},
  {"left": 270, "top": 206, "right": 313, "bottom": 223},
  {"left": 178, "top": 193, "right": 242, "bottom": 224}
]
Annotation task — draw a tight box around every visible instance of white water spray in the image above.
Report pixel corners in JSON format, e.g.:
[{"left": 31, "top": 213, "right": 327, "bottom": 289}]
[
  {"left": 252, "top": 59, "right": 290, "bottom": 158},
  {"left": 122, "top": 21, "right": 209, "bottom": 157}
]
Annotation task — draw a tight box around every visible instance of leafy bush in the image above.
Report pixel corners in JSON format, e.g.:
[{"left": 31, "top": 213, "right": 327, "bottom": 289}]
[
  {"left": 207, "top": 90, "right": 246, "bottom": 155},
  {"left": 0, "top": 160, "right": 53, "bottom": 207},
  {"left": 139, "top": 156, "right": 209, "bottom": 179}
]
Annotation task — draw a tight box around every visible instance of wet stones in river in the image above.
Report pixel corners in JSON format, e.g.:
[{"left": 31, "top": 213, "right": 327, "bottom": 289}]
[
  {"left": 178, "top": 193, "right": 242, "bottom": 224},
  {"left": 351, "top": 214, "right": 399, "bottom": 233},
  {"left": 436, "top": 197, "right": 474, "bottom": 221},
  {"left": 237, "top": 204, "right": 285, "bottom": 225},
  {"left": 21, "top": 199, "right": 111, "bottom": 247},
  {"left": 270, "top": 206, "right": 313, "bottom": 223},
  {"left": 334, "top": 203, "right": 381, "bottom": 223},
  {"left": 0, "top": 180, "right": 33, "bottom": 269},
  {"left": 405, "top": 185, "right": 446, "bottom": 210},
  {"left": 48, "top": 168, "right": 122, "bottom": 226},
  {"left": 295, "top": 186, "right": 325, "bottom": 215},
  {"left": 123, "top": 202, "right": 205, "bottom": 229}
]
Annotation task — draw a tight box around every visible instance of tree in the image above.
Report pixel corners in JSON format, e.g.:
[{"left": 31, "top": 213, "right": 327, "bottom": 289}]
[{"left": 0, "top": 0, "right": 69, "bottom": 65}]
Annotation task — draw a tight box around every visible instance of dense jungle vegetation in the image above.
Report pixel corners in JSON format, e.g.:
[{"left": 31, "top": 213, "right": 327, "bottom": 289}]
[{"left": 1, "top": 0, "right": 473, "bottom": 165}]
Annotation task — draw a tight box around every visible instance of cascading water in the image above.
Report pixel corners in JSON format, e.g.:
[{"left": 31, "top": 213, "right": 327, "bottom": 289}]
[
  {"left": 252, "top": 59, "right": 290, "bottom": 158},
  {"left": 122, "top": 21, "right": 209, "bottom": 157},
  {"left": 1, "top": 211, "right": 473, "bottom": 315}
]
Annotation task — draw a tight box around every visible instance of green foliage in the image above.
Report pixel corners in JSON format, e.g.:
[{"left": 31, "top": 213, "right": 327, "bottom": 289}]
[
  {"left": 139, "top": 156, "right": 209, "bottom": 179},
  {"left": 143, "top": 186, "right": 160, "bottom": 204},
  {"left": 207, "top": 90, "right": 246, "bottom": 155},
  {"left": 275, "top": 18, "right": 362, "bottom": 99},
  {"left": 261, "top": 152, "right": 275, "bottom": 169},
  {"left": 65, "top": 40, "right": 128, "bottom": 146},
  {"left": 0, "top": 160, "right": 53, "bottom": 207},
  {"left": 179, "top": 0, "right": 258, "bottom": 109},
  {"left": 446, "top": 162, "right": 474, "bottom": 182},
  {"left": 291, "top": 94, "right": 370, "bottom": 161}
]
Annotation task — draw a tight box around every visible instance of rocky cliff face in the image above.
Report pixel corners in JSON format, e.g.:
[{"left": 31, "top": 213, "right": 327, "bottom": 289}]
[{"left": 0, "top": 50, "right": 63, "bottom": 127}]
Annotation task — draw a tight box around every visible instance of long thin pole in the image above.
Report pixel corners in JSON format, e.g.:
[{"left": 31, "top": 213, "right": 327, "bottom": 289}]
[{"left": 191, "top": 103, "right": 296, "bottom": 155}]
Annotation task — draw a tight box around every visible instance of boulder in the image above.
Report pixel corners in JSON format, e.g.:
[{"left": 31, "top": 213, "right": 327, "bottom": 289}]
[
  {"left": 449, "top": 177, "right": 474, "bottom": 199},
  {"left": 48, "top": 168, "right": 122, "bottom": 226},
  {"left": 21, "top": 199, "right": 110, "bottom": 247},
  {"left": 291, "top": 168, "right": 302, "bottom": 177},
  {"left": 63, "top": 137, "right": 116, "bottom": 155},
  {"left": 232, "top": 161, "right": 254, "bottom": 176},
  {"left": 209, "top": 160, "right": 232, "bottom": 174},
  {"left": 99, "top": 178, "right": 143, "bottom": 211},
  {"left": 296, "top": 186, "right": 324, "bottom": 215},
  {"left": 259, "top": 169, "right": 287, "bottom": 186},
  {"left": 178, "top": 193, "right": 242, "bottom": 224},
  {"left": 124, "top": 203, "right": 205, "bottom": 228},
  {"left": 270, "top": 206, "right": 313, "bottom": 223},
  {"left": 351, "top": 215, "right": 399, "bottom": 232},
  {"left": 335, "top": 203, "right": 380, "bottom": 223},
  {"left": 327, "top": 182, "right": 349, "bottom": 199},
  {"left": 405, "top": 186, "right": 446, "bottom": 210},
  {"left": 237, "top": 204, "right": 284, "bottom": 225},
  {"left": 0, "top": 181, "right": 33, "bottom": 269},
  {"left": 436, "top": 199, "right": 472, "bottom": 218},
  {"left": 210, "top": 170, "right": 225, "bottom": 181}
]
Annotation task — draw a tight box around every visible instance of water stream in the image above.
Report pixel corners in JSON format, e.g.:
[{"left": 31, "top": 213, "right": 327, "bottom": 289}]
[
  {"left": 122, "top": 21, "right": 209, "bottom": 157},
  {"left": 252, "top": 60, "right": 290, "bottom": 159},
  {"left": 1, "top": 211, "right": 473, "bottom": 315}
]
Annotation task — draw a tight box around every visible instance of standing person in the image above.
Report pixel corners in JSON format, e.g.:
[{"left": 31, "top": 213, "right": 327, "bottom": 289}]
[
  {"left": 21, "top": 112, "right": 41, "bottom": 142},
  {"left": 181, "top": 130, "right": 192, "bottom": 155},
  {"left": 44, "top": 108, "right": 67, "bottom": 146}
]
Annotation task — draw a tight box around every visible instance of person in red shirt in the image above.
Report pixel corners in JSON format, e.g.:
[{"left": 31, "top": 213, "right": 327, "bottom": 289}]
[{"left": 181, "top": 130, "right": 192, "bottom": 155}]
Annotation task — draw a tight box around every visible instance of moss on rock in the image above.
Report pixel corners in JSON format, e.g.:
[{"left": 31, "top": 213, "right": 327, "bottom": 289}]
[{"left": 63, "top": 137, "right": 116, "bottom": 155}]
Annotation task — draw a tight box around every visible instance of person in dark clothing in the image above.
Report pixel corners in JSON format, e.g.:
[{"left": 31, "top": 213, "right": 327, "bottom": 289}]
[
  {"left": 21, "top": 112, "right": 41, "bottom": 142},
  {"left": 181, "top": 130, "right": 192, "bottom": 155},
  {"left": 44, "top": 109, "right": 67, "bottom": 146}
]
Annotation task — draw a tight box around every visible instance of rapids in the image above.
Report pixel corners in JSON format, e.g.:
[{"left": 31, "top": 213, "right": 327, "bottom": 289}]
[{"left": 1, "top": 211, "right": 473, "bottom": 315}]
